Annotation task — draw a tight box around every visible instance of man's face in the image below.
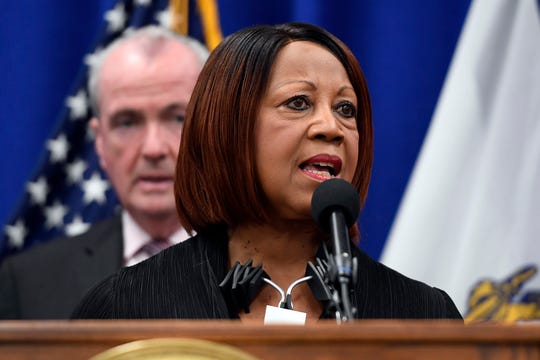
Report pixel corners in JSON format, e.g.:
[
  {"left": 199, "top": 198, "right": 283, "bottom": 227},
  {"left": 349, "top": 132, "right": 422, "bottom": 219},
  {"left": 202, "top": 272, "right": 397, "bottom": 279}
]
[{"left": 92, "top": 40, "right": 202, "bottom": 222}]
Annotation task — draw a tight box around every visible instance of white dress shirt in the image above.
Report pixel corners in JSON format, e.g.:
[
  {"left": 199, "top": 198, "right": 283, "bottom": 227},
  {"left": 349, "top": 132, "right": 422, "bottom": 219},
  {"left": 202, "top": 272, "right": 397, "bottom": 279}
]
[{"left": 122, "top": 211, "right": 190, "bottom": 266}]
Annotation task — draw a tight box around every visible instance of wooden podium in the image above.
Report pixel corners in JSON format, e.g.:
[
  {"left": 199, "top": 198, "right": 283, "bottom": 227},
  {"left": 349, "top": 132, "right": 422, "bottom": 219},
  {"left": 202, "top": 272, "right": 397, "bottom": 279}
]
[{"left": 1, "top": 320, "right": 540, "bottom": 359}]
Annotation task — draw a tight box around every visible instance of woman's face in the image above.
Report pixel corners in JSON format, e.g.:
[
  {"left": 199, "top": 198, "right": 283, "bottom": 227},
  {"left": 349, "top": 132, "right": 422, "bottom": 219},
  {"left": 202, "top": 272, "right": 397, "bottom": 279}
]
[{"left": 255, "top": 41, "right": 359, "bottom": 221}]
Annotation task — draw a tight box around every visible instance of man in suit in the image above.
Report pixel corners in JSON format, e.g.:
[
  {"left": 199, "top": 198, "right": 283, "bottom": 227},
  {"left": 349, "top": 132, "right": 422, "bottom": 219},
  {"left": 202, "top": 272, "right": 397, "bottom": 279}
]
[{"left": 0, "top": 26, "right": 209, "bottom": 319}]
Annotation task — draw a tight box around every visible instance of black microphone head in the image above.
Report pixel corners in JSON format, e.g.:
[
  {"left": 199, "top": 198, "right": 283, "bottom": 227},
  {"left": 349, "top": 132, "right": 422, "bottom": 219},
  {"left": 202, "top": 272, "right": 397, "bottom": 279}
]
[{"left": 311, "top": 178, "right": 360, "bottom": 231}]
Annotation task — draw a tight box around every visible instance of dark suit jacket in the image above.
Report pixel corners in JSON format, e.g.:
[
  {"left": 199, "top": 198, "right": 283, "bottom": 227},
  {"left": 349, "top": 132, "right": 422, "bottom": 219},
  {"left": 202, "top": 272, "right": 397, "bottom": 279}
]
[
  {"left": 73, "top": 226, "right": 463, "bottom": 320},
  {"left": 0, "top": 216, "right": 123, "bottom": 319}
]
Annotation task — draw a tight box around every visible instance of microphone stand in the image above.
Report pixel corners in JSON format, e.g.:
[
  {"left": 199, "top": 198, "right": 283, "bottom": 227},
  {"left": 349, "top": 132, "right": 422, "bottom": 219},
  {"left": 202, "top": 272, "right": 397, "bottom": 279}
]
[{"left": 329, "top": 211, "right": 355, "bottom": 321}]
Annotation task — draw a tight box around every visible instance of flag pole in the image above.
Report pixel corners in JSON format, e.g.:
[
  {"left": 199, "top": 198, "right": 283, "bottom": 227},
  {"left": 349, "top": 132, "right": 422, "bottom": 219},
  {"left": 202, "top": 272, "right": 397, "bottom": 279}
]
[
  {"left": 196, "top": 0, "right": 223, "bottom": 50},
  {"left": 169, "top": 0, "right": 189, "bottom": 35}
]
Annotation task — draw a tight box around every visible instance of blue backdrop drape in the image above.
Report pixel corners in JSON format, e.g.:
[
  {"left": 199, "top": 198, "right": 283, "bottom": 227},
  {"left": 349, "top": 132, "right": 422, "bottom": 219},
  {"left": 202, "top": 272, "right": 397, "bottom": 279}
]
[{"left": 0, "top": 0, "right": 471, "bottom": 260}]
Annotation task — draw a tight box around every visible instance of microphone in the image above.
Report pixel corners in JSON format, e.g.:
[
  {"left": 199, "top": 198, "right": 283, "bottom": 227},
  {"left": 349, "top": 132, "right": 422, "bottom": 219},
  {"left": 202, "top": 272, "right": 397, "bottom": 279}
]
[{"left": 311, "top": 178, "right": 360, "bottom": 321}]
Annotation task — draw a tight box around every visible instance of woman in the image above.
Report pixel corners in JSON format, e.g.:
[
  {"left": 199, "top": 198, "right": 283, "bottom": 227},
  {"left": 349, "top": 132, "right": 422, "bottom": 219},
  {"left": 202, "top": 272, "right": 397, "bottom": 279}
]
[{"left": 73, "top": 22, "right": 462, "bottom": 321}]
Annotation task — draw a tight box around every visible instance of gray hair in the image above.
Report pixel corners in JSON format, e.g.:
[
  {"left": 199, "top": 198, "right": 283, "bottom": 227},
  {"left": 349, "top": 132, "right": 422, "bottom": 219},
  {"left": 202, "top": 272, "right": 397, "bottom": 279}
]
[{"left": 88, "top": 25, "right": 209, "bottom": 117}]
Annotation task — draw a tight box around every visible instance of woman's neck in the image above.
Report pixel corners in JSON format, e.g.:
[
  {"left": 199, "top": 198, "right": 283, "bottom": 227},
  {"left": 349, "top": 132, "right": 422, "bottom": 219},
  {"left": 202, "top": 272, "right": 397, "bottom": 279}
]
[
  {"left": 228, "top": 221, "right": 320, "bottom": 281},
  {"left": 227, "top": 220, "right": 325, "bottom": 323}
]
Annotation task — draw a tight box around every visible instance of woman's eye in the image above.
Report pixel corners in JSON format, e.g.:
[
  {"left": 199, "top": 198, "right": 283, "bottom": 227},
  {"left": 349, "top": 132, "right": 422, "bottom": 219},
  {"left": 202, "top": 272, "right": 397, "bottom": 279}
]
[
  {"left": 174, "top": 115, "right": 185, "bottom": 123},
  {"left": 336, "top": 102, "right": 356, "bottom": 118},
  {"left": 285, "top": 96, "right": 310, "bottom": 111}
]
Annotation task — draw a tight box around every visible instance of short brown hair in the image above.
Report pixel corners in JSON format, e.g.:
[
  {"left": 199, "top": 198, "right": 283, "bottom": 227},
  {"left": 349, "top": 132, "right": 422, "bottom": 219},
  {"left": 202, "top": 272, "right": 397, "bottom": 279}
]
[{"left": 175, "top": 22, "right": 373, "bottom": 233}]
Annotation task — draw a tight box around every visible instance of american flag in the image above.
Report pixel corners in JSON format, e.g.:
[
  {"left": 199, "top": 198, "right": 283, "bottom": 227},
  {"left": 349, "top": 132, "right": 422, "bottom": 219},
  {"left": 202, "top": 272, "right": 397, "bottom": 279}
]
[{"left": 1, "top": 0, "right": 217, "bottom": 260}]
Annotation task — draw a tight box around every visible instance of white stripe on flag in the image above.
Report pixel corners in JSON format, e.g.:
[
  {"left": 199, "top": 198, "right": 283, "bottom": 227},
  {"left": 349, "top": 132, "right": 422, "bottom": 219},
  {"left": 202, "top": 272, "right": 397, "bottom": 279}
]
[{"left": 381, "top": 0, "right": 540, "bottom": 320}]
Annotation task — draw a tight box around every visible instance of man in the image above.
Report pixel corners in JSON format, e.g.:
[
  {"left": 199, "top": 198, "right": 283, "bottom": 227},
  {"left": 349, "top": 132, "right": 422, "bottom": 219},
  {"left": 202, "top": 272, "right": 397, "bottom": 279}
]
[{"left": 0, "top": 26, "right": 208, "bottom": 319}]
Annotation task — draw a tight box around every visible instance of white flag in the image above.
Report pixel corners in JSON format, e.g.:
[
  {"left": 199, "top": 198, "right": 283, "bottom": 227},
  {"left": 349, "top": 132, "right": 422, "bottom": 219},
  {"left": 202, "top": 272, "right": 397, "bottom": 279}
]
[{"left": 381, "top": 0, "right": 540, "bottom": 322}]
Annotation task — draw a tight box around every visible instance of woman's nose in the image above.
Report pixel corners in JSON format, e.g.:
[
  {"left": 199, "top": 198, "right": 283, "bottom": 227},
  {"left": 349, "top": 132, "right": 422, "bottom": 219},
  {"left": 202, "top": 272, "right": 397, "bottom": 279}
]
[{"left": 308, "top": 108, "right": 345, "bottom": 143}]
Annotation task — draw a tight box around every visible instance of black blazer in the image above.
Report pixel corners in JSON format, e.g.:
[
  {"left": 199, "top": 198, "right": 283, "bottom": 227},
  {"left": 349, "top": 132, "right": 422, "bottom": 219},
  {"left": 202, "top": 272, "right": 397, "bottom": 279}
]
[
  {"left": 0, "top": 216, "right": 123, "bottom": 319},
  {"left": 73, "top": 227, "right": 463, "bottom": 320}
]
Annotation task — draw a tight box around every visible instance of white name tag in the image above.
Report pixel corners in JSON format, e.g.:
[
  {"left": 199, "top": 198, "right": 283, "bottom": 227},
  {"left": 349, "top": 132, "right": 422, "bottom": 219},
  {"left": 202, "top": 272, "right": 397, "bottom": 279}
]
[{"left": 263, "top": 305, "right": 307, "bottom": 325}]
